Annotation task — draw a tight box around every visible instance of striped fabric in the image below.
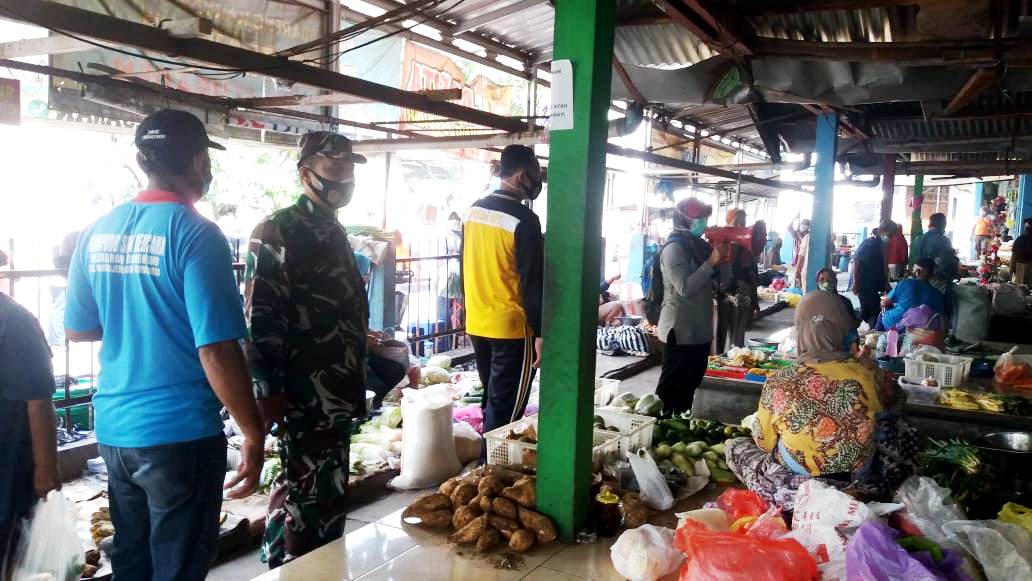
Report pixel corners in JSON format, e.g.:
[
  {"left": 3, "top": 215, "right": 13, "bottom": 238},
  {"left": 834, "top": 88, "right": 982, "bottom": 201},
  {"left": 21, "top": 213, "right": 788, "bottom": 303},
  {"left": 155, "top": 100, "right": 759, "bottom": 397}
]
[{"left": 596, "top": 326, "right": 652, "bottom": 356}]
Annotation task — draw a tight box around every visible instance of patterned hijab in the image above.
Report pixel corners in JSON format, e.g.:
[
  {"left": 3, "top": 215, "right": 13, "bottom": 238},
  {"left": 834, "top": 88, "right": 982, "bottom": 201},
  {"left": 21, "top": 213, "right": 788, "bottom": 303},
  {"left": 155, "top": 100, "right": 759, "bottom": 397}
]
[{"left": 795, "top": 290, "right": 853, "bottom": 363}]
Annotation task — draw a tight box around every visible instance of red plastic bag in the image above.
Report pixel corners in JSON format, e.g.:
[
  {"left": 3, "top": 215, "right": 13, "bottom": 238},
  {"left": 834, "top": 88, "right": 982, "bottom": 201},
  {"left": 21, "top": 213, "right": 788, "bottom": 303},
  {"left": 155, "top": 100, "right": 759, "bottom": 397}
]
[
  {"left": 675, "top": 520, "right": 818, "bottom": 581},
  {"left": 715, "top": 488, "right": 769, "bottom": 525}
]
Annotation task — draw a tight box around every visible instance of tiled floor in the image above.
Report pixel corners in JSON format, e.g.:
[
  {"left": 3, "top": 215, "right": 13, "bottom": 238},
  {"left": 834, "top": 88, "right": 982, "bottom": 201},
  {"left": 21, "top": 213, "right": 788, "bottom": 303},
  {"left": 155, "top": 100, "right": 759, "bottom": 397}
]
[{"left": 248, "top": 506, "right": 634, "bottom": 581}]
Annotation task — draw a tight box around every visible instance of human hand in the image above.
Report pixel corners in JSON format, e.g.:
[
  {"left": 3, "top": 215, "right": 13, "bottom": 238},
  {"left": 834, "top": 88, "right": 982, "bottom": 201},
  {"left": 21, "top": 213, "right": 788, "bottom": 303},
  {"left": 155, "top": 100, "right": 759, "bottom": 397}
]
[
  {"left": 33, "top": 463, "right": 60, "bottom": 499},
  {"left": 708, "top": 243, "right": 730, "bottom": 266},
  {"left": 225, "top": 437, "right": 264, "bottom": 499},
  {"left": 257, "top": 394, "right": 289, "bottom": 433},
  {"left": 880, "top": 296, "right": 892, "bottom": 309},
  {"left": 607, "top": 274, "right": 622, "bottom": 285},
  {"left": 532, "top": 337, "right": 543, "bottom": 368}
]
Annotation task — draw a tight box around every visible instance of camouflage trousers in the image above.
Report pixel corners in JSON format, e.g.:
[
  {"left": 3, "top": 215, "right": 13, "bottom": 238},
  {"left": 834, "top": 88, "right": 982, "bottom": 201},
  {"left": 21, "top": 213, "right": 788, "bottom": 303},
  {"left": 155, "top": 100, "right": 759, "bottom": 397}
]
[{"left": 261, "top": 423, "right": 351, "bottom": 568}]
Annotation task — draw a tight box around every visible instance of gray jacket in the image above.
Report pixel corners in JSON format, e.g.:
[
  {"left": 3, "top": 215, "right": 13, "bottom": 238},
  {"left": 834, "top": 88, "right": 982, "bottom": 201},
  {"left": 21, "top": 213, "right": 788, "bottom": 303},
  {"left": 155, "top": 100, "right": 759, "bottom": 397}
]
[{"left": 658, "top": 240, "right": 714, "bottom": 346}]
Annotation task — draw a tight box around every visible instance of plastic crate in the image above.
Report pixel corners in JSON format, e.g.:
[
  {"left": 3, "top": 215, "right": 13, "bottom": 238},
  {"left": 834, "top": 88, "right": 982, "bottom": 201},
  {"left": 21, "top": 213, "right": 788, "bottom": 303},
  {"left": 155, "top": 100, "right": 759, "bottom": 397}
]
[
  {"left": 593, "top": 407, "right": 657, "bottom": 455},
  {"left": 898, "top": 376, "right": 941, "bottom": 404},
  {"left": 904, "top": 354, "right": 973, "bottom": 388},
  {"left": 528, "top": 377, "right": 621, "bottom": 407},
  {"left": 484, "top": 415, "right": 620, "bottom": 469}
]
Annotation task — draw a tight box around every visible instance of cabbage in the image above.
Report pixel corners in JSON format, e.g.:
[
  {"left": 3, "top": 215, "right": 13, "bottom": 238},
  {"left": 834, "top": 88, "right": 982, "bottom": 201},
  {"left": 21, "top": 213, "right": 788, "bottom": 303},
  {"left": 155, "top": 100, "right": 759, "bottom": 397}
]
[
  {"left": 421, "top": 365, "right": 451, "bottom": 385},
  {"left": 426, "top": 355, "right": 452, "bottom": 370}
]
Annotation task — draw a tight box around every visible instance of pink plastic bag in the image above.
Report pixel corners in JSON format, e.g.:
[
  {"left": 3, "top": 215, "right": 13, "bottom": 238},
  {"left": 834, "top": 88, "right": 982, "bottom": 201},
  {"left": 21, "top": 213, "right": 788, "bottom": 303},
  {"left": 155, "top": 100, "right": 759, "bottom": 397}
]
[{"left": 452, "top": 404, "right": 484, "bottom": 434}]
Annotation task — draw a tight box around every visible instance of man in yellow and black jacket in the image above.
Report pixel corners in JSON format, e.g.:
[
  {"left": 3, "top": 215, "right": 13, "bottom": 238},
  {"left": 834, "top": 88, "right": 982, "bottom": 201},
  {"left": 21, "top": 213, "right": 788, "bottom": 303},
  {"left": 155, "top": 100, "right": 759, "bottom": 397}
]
[{"left": 462, "top": 145, "right": 544, "bottom": 437}]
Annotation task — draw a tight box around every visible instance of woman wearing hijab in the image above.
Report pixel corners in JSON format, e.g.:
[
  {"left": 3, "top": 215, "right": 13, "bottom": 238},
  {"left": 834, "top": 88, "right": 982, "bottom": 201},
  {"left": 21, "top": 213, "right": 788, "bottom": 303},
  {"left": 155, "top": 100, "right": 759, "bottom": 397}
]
[
  {"left": 714, "top": 208, "right": 759, "bottom": 353},
  {"left": 654, "top": 198, "right": 728, "bottom": 414},
  {"left": 724, "top": 290, "right": 916, "bottom": 507}
]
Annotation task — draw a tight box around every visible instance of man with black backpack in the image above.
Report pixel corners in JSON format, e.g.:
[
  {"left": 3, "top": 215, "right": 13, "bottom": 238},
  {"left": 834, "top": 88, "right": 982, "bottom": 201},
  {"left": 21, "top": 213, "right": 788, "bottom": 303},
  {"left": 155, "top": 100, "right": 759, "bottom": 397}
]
[{"left": 645, "top": 198, "right": 727, "bottom": 414}]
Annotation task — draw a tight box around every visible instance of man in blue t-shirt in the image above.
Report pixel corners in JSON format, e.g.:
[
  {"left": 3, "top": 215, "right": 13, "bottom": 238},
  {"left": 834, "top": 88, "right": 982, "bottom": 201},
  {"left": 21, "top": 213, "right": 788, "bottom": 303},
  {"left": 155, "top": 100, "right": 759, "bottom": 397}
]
[{"left": 65, "top": 110, "right": 265, "bottom": 581}]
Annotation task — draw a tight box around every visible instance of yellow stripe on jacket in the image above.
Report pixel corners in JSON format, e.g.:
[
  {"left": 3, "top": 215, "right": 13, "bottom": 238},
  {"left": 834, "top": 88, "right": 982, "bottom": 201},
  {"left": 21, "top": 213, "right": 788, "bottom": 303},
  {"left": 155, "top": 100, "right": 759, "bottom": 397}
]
[{"left": 463, "top": 205, "right": 528, "bottom": 339}]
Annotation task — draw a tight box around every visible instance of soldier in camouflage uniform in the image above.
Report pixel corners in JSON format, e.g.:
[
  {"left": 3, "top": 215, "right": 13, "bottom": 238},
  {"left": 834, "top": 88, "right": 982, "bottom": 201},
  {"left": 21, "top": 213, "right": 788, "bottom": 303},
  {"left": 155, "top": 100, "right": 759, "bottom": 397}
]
[{"left": 243, "top": 132, "right": 370, "bottom": 568}]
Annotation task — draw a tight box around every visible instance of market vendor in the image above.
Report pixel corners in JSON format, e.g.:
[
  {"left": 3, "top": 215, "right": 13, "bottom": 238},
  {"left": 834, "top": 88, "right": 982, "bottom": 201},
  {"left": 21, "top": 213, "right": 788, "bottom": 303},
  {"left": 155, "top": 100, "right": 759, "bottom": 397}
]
[
  {"left": 912, "top": 213, "right": 959, "bottom": 296},
  {"left": 714, "top": 208, "right": 759, "bottom": 353},
  {"left": 876, "top": 258, "right": 945, "bottom": 331},
  {"left": 724, "top": 290, "right": 916, "bottom": 507},
  {"left": 1010, "top": 218, "right": 1032, "bottom": 285},
  {"left": 244, "top": 131, "right": 370, "bottom": 567}
]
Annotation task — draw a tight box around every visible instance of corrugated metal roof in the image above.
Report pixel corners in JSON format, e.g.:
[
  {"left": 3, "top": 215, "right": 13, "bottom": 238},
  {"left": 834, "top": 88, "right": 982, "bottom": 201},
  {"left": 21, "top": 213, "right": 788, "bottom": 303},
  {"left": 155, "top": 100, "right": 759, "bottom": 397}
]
[
  {"left": 672, "top": 104, "right": 763, "bottom": 148},
  {"left": 615, "top": 23, "right": 713, "bottom": 69},
  {"left": 748, "top": 5, "right": 918, "bottom": 43}
]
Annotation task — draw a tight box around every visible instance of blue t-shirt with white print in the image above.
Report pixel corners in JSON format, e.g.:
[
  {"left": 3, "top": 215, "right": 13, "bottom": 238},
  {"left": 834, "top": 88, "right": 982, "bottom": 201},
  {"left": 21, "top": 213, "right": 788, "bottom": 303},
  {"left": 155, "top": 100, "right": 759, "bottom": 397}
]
[{"left": 65, "top": 191, "right": 245, "bottom": 448}]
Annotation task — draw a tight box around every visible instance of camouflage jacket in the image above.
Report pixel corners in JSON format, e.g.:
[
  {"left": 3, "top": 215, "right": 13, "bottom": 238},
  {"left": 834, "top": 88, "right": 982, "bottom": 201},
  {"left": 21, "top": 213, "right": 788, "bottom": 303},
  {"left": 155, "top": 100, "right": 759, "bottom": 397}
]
[{"left": 244, "top": 196, "right": 369, "bottom": 428}]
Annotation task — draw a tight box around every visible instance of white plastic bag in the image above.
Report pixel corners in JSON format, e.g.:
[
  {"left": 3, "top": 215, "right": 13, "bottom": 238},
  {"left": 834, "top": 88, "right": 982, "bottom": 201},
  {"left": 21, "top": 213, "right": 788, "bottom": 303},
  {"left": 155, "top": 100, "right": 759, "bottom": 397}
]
[
  {"left": 894, "top": 476, "right": 966, "bottom": 547},
  {"left": 610, "top": 524, "right": 684, "bottom": 581},
  {"left": 11, "top": 490, "right": 84, "bottom": 581},
  {"left": 452, "top": 421, "right": 483, "bottom": 465},
  {"left": 676, "top": 508, "right": 729, "bottom": 532},
  {"left": 943, "top": 520, "right": 1032, "bottom": 581},
  {"left": 389, "top": 385, "right": 462, "bottom": 489},
  {"left": 627, "top": 449, "right": 673, "bottom": 510},
  {"left": 787, "top": 480, "right": 878, "bottom": 581}
]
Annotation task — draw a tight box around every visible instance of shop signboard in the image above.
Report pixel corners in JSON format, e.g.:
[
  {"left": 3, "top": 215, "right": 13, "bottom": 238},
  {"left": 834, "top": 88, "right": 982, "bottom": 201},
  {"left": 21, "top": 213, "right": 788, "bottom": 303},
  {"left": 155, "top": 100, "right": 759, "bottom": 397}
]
[
  {"left": 0, "top": 77, "right": 20, "bottom": 125},
  {"left": 399, "top": 42, "right": 517, "bottom": 135}
]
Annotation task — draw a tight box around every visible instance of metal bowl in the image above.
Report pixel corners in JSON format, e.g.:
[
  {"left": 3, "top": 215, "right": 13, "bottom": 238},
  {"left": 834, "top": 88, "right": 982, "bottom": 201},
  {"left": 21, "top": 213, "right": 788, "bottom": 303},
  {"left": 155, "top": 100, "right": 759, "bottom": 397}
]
[{"left": 980, "top": 432, "right": 1031, "bottom": 453}]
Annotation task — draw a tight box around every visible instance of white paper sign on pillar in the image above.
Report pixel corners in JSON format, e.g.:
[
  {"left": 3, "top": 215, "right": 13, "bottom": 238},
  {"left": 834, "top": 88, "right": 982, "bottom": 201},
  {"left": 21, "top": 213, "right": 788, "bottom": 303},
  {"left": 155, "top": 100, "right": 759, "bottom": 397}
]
[{"left": 549, "top": 59, "right": 574, "bottom": 131}]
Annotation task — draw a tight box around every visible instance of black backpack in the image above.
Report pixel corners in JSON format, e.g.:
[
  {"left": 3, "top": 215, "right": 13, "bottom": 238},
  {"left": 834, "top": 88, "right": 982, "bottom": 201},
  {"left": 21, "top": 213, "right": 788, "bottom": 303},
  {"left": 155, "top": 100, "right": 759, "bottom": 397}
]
[{"left": 643, "top": 245, "right": 668, "bottom": 325}]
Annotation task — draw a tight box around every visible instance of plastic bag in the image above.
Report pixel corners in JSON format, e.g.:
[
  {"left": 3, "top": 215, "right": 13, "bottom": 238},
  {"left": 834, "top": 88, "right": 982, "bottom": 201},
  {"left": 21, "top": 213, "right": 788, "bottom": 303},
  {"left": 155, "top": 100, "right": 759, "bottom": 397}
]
[
  {"left": 953, "top": 284, "right": 991, "bottom": 343},
  {"left": 786, "top": 480, "right": 878, "bottom": 581},
  {"left": 452, "top": 421, "right": 483, "bottom": 465},
  {"left": 628, "top": 449, "right": 674, "bottom": 510},
  {"left": 10, "top": 490, "right": 85, "bottom": 581},
  {"left": 452, "top": 404, "right": 484, "bottom": 434},
  {"left": 389, "top": 384, "right": 462, "bottom": 489},
  {"left": 610, "top": 524, "right": 684, "bottom": 581},
  {"left": 894, "top": 476, "right": 966, "bottom": 547},
  {"left": 999, "top": 502, "right": 1032, "bottom": 537},
  {"left": 845, "top": 521, "right": 946, "bottom": 581},
  {"left": 676, "top": 508, "right": 730, "bottom": 532},
  {"left": 993, "top": 346, "right": 1032, "bottom": 385},
  {"left": 715, "top": 488, "right": 769, "bottom": 525},
  {"left": 674, "top": 520, "right": 818, "bottom": 581},
  {"left": 942, "top": 520, "right": 1032, "bottom": 581},
  {"left": 992, "top": 283, "right": 1026, "bottom": 315}
]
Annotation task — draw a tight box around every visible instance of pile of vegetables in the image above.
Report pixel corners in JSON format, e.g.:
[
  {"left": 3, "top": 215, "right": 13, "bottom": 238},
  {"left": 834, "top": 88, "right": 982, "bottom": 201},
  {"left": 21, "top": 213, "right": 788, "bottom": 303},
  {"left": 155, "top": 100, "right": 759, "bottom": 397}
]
[
  {"left": 651, "top": 415, "right": 751, "bottom": 486},
  {"left": 421, "top": 355, "right": 454, "bottom": 386},
  {"left": 401, "top": 464, "right": 558, "bottom": 554},
  {"left": 916, "top": 438, "right": 985, "bottom": 505},
  {"left": 349, "top": 406, "right": 404, "bottom": 474},
  {"left": 598, "top": 392, "right": 664, "bottom": 418},
  {"left": 938, "top": 389, "right": 1032, "bottom": 416}
]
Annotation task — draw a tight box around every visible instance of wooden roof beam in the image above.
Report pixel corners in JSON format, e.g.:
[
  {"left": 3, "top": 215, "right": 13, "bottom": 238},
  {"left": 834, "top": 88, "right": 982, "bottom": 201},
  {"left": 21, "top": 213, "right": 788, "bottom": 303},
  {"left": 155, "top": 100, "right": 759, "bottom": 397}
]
[
  {"left": 232, "top": 88, "right": 463, "bottom": 108},
  {"left": 943, "top": 67, "right": 1002, "bottom": 116},
  {"left": 0, "top": 0, "right": 527, "bottom": 132},
  {"left": 657, "top": 0, "right": 752, "bottom": 55},
  {"left": 750, "top": 37, "right": 1032, "bottom": 66}
]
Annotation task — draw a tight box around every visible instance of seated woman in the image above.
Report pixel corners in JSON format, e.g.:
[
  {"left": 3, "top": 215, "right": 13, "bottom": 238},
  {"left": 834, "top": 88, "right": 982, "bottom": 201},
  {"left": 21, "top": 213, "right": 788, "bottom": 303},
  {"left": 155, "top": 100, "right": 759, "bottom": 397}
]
[
  {"left": 725, "top": 289, "right": 915, "bottom": 508},
  {"left": 876, "top": 257, "right": 944, "bottom": 331}
]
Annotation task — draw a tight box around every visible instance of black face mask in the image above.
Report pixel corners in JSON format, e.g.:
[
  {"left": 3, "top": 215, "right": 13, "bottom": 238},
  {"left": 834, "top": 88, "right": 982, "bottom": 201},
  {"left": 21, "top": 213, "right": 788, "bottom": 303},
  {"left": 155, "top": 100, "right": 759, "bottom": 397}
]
[
  {"left": 305, "top": 169, "right": 354, "bottom": 208},
  {"left": 522, "top": 172, "right": 543, "bottom": 200}
]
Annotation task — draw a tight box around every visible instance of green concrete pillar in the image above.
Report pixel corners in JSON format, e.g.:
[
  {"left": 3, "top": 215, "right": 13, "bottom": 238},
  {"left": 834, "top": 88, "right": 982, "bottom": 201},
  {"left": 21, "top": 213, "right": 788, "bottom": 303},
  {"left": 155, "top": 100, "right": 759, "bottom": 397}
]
[
  {"left": 536, "top": 0, "right": 616, "bottom": 540},
  {"left": 909, "top": 175, "right": 924, "bottom": 265}
]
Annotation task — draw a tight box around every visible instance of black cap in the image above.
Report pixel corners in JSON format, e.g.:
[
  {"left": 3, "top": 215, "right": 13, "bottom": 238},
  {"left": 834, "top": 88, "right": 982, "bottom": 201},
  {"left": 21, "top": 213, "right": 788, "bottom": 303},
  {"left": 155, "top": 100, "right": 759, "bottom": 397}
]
[
  {"left": 135, "top": 109, "right": 225, "bottom": 155},
  {"left": 297, "top": 131, "right": 367, "bottom": 168}
]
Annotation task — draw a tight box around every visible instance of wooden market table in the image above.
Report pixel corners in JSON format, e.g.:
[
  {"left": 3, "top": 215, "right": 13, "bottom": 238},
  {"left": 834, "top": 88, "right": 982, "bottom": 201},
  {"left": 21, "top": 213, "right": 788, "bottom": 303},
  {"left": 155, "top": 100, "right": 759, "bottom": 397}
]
[{"left": 692, "top": 374, "right": 1032, "bottom": 440}]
